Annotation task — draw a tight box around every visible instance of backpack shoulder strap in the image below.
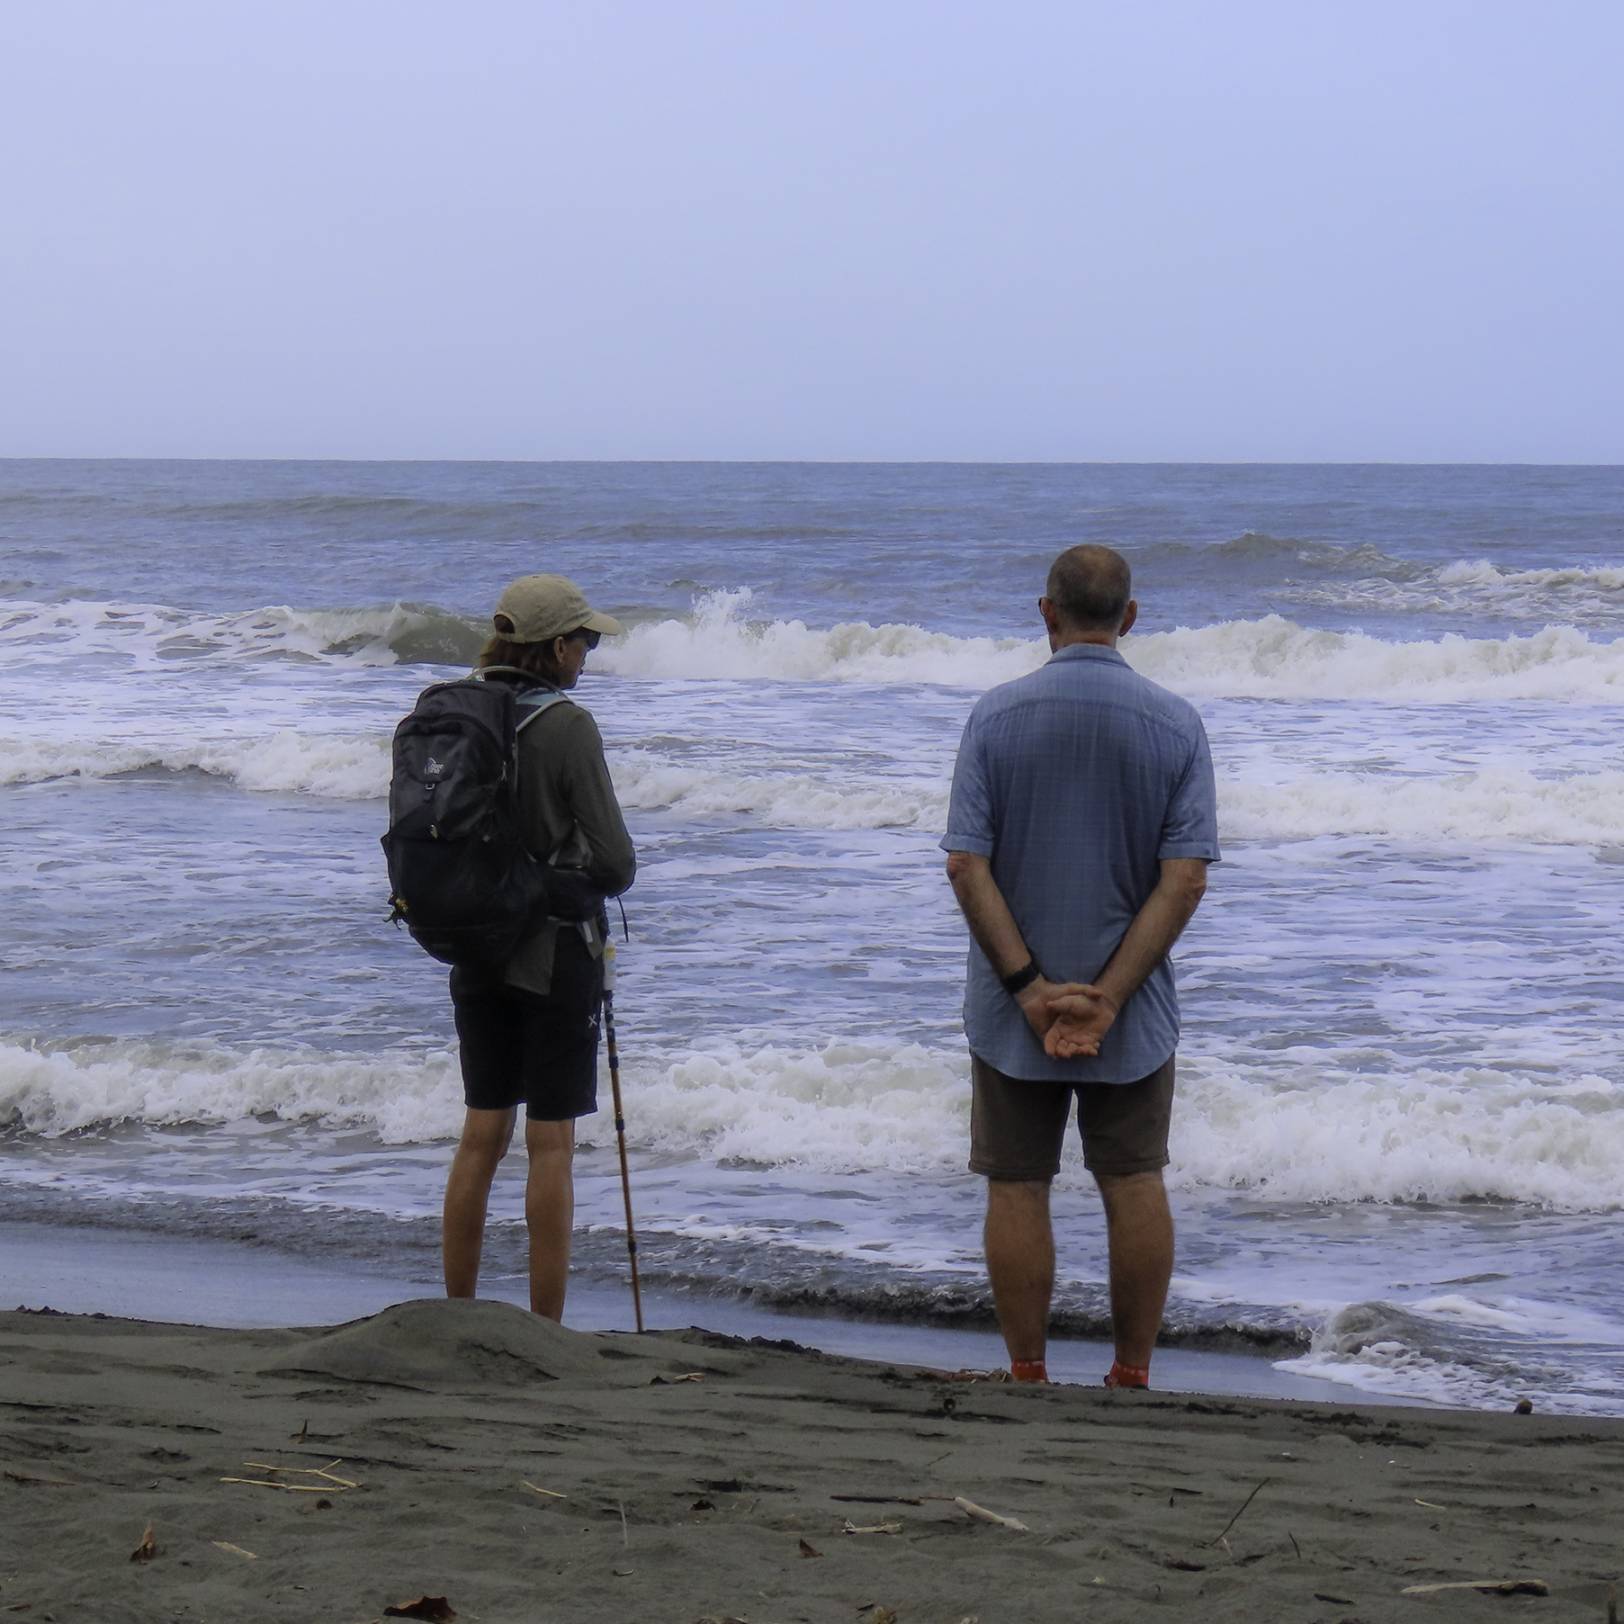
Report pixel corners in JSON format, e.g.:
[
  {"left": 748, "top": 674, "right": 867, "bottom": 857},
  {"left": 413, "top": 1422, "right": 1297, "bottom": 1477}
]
[
  {"left": 468, "top": 668, "right": 574, "bottom": 737},
  {"left": 515, "top": 690, "right": 573, "bottom": 735}
]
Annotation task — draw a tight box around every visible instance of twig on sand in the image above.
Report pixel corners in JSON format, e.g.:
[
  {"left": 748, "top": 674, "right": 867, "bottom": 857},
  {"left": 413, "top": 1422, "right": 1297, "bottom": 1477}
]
[
  {"left": 831, "top": 1494, "right": 924, "bottom": 1507},
  {"left": 220, "top": 1478, "right": 329, "bottom": 1493},
  {"left": 843, "top": 1519, "right": 903, "bottom": 1536},
  {"left": 1206, "top": 1478, "right": 1271, "bottom": 1547},
  {"left": 212, "top": 1541, "right": 258, "bottom": 1560},
  {"left": 243, "top": 1459, "right": 358, "bottom": 1489},
  {"left": 953, "top": 1497, "right": 1029, "bottom": 1532},
  {"left": 522, "top": 1481, "right": 567, "bottom": 1500},
  {"left": 618, "top": 1499, "right": 629, "bottom": 1548},
  {"left": 1413, "top": 1498, "right": 1447, "bottom": 1511},
  {"left": 1400, "top": 1580, "right": 1550, "bottom": 1597}
]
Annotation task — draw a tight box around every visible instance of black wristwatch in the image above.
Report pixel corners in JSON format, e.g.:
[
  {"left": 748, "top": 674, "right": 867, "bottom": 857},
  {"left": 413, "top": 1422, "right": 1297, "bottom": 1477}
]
[{"left": 1000, "top": 961, "right": 1041, "bottom": 996}]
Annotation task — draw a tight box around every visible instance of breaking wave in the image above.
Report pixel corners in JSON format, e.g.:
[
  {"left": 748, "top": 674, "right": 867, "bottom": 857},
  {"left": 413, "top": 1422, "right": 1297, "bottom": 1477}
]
[
  {"left": 0, "top": 734, "right": 392, "bottom": 800},
  {"left": 1134, "top": 532, "right": 1424, "bottom": 579},
  {"left": 1437, "top": 559, "right": 1624, "bottom": 594},
  {"left": 5, "top": 1036, "right": 1620, "bottom": 1212},
  {"left": 7, "top": 731, "right": 1624, "bottom": 847},
  {"left": 0, "top": 597, "right": 485, "bottom": 669},
  {"left": 598, "top": 591, "right": 1624, "bottom": 700},
  {"left": 597, "top": 588, "right": 1041, "bottom": 686},
  {"left": 9, "top": 589, "right": 1624, "bottom": 700}
]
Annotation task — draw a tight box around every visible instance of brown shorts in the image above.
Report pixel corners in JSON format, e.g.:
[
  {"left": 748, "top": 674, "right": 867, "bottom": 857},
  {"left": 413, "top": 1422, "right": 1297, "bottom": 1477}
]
[{"left": 968, "top": 1052, "right": 1175, "bottom": 1180}]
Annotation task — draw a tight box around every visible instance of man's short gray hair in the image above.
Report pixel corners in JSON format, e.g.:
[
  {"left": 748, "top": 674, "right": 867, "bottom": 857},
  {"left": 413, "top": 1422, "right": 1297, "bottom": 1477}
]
[{"left": 1045, "top": 544, "right": 1132, "bottom": 630}]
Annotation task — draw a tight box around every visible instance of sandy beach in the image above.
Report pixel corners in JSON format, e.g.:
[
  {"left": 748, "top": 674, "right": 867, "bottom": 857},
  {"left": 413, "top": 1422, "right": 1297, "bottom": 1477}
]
[{"left": 2, "top": 1298, "right": 1618, "bottom": 1624}]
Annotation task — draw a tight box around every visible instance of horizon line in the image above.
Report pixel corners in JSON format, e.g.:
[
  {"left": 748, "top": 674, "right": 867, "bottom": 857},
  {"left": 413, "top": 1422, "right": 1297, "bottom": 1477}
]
[{"left": 2, "top": 455, "right": 1621, "bottom": 470}]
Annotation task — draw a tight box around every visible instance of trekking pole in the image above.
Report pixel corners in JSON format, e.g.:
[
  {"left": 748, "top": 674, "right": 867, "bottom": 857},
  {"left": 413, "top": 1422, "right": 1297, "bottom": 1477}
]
[{"left": 600, "top": 942, "right": 645, "bottom": 1333}]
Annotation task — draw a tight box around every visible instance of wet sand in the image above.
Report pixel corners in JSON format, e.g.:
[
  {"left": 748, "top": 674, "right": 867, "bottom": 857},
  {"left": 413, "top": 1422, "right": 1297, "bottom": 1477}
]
[{"left": 2, "top": 1297, "right": 1618, "bottom": 1623}]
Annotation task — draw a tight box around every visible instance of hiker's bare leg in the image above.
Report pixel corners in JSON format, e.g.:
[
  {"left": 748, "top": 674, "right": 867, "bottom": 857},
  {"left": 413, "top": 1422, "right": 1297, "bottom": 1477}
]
[
  {"left": 443, "top": 1106, "right": 516, "bottom": 1298},
  {"left": 525, "top": 1117, "right": 576, "bottom": 1321},
  {"left": 984, "top": 1178, "right": 1055, "bottom": 1366},
  {"left": 1094, "top": 1169, "right": 1174, "bottom": 1369}
]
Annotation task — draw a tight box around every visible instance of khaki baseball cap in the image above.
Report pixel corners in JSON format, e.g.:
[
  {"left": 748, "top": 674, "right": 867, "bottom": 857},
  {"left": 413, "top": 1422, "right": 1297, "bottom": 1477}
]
[{"left": 491, "top": 574, "right": 624, "bottom": 643}]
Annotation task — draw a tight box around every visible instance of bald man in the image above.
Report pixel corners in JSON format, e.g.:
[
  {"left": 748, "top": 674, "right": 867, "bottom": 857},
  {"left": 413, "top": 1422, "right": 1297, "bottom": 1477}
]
[{"left": 942, "top": 544, "right": 1220, "bottom": 1388}]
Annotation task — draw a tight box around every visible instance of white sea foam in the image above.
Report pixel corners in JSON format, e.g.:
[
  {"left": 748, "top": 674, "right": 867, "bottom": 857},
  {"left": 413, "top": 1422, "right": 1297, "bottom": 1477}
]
[
  {"left": 612, "top": 596, "right": 1624, "bottom": 702},
  {"left": 0, "top": 1037, "right": 466, "bottom": 1143},
  {"left": 6, "top": 728, "right": 1624, "bottom": 847},
  {"left": 1221, "top": 767, "right": 1624, "bottom": 845},
  {"left": 597, "top": 588, "right": 1043, "bottom": 687},
  {"left": 611, "top": 750, "right": 948, "bottom": 829},
  {"left": 1274, "top": 1295, "right": 1624, "bottom": 1414},
  {"left": 1176, "top": 1060, "right": 1624, "bottom": 1210},
  {"left": 1276, "top": 1320, "right": 1541, "bottom": 1412},
  {"left": 6, "top": 1036, "right": 1620, "bottom": 1211},
  {"left": 0, "top": 597, "right": 478, "bottom": 670},
  {"left": 1132, "top": 615, "right": 1624, "bottom": 702},
  {"left": 1437, "top": 559, "right": 1624, "bottom": 594},
  {"left": 617, "top": 757, "right": 1624, "bottom": 845},
  {"left": 10, "top": 590, "right": 1624, "bottom": 700},
  {"left": 1284, "top": 557, "right": 1624, "bottom": 623},
  {"left": 0, "top": 733, "right": 391, "bottom": 800}
]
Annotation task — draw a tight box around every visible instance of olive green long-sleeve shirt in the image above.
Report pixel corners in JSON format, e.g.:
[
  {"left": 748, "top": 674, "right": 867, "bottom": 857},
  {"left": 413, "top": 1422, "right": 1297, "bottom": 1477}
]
[{"left": 505, "top": 684, "right": 636, "bottom": 995}]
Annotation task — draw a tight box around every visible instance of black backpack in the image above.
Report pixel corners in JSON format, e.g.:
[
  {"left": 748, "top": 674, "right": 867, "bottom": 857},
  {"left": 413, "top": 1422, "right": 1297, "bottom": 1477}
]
[{"left": 381, "top": 672, "right": 570, "bottom": 967}]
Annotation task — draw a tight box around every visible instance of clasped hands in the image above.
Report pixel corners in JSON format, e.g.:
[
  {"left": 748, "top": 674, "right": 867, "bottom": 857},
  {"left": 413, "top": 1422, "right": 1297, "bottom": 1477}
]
[{"left": 1015, "top": 975, "right": 1120, "bottom": 1058}]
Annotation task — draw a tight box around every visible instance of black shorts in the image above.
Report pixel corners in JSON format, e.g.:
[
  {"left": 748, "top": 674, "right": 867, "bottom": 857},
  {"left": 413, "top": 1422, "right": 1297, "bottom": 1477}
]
[
  {"left": 968, "top": 1051, "right": 1176, "bottom": 1180},
  {"left": 450, "top": 932, "right": 604, "bottom": 1122}
]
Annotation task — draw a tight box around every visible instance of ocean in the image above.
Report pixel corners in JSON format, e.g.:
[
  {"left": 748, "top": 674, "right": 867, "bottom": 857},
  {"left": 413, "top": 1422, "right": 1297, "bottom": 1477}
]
[{"left": 3, "top": 458, "right": 1622, "bottom": 1415}]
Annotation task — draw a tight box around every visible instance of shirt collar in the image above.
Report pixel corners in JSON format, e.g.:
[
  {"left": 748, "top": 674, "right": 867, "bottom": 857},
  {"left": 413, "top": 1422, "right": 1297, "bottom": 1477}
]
[{"left": 1048, "top": 643, "right": 1127, "bottom": 666}]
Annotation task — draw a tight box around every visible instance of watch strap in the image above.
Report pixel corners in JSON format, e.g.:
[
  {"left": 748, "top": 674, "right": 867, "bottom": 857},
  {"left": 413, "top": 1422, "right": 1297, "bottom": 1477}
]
[{"left": 1000, "top": 961, "right": 1041, "bottom": 996}]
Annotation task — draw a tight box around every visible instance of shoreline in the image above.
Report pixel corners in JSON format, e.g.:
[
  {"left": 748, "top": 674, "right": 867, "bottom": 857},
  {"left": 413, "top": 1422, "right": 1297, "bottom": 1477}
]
[
  {"left": 2, "top": 1295, "right": 1618, "bottom": 1623},
  {"left": 4, "top": 1216, "right": 1359, "bottom": 1407}
]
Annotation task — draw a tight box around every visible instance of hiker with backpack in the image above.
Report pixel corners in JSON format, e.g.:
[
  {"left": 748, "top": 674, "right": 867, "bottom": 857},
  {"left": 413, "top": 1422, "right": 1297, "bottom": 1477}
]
[{"left": 383, "top": 573, "right": 636, "bottom": 1320}]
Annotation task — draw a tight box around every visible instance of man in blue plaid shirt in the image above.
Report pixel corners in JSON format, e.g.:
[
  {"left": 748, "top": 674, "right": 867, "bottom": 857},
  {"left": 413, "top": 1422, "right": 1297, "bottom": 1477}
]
[{"left": 943, "top": 544, "right": 1219, "bottom": 1389}]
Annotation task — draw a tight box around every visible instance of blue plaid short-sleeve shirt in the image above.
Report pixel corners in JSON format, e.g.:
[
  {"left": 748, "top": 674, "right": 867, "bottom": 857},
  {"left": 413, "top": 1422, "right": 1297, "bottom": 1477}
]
[{"left": 942, "top": 643, "right": 1220, "bottom": 1083}]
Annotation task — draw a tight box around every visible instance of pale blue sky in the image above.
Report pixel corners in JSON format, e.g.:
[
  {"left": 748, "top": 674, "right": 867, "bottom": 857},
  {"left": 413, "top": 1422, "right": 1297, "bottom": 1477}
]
[{"left": 2, "top": 1, "right": 1620, "bottom": 461}]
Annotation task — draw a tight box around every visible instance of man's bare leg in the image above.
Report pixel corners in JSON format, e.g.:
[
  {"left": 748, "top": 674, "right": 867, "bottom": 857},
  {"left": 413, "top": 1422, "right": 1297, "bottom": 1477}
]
[
  {"left": 443, "top": 1106, "right": 517, "bottom": 1299},
  {"left": 984, "top": 1179, "right": 1055, "bottom": 1370},
  {"left": 1094, "top": 1169, "right": 1174, "bottom": 1371},
  {"left": 525, "top": 1117, "right": 576, "bottom": 1321}
]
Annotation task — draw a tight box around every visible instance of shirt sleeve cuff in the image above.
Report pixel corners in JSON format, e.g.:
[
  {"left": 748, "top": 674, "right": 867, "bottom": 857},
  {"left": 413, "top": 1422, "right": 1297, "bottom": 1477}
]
[
  {"left": 1158, "top": 842, "right": 1221, "bottom": 862},
  {"left": 941, "top": 832, "right": 995, "bottom": 856}
]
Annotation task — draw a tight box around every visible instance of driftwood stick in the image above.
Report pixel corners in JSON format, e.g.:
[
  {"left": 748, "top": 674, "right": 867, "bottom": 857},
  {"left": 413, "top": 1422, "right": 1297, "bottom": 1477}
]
[
  {"left": 523, "top": 1481, "right": 567, "bottom": 1500},
  {"left": 1207, "top": 1478, "right": 1271, "bottom": 1547},
  {"left": 240, "top": 1459, "right": 359, "bottom": 1489},
  {"left": 1400, "top": 1580, "right": 1549, "bottom": 1597},
  {"left": 954, "top": 1496, "right": 1030, "bottom": 1532},
  {"left": 831, "top": 1494, "right": 924, "bottom": 1506}
]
